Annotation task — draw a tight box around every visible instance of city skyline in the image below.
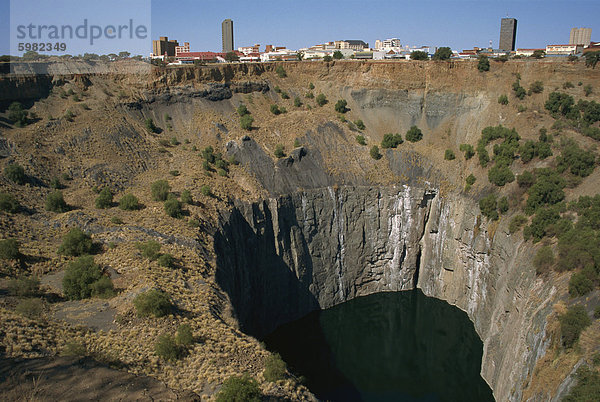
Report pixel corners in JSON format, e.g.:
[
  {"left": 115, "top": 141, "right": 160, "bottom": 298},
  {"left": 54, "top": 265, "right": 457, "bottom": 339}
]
[{"left": 1, "top": 1, "right": 599, "bottom": 56}]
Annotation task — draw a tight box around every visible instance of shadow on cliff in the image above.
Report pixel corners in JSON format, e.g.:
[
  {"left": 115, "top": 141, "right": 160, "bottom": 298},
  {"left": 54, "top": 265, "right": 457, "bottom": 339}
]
[{"left": 214, "top": 201, "right": 319, "bottom": 338}]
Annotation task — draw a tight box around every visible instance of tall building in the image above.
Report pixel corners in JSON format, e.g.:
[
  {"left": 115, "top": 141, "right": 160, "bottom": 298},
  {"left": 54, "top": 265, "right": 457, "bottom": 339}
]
[
  {"left": 152, "top": 37, "right": 179, "bottom": 57},
  {"left": 499, "top": 18, "right": 517, "bottom": 51},
  {"left": 570, "top": 28, "right": 592, "bottom": 46},
  {"left": 222, "top": 19, "right": 234, "bottom": 53}
]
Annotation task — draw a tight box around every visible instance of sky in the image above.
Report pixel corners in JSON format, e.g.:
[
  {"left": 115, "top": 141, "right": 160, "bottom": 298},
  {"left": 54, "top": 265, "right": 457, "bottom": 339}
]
[{"left": 1, "top": 0, "right": 600, "bottom": 56}]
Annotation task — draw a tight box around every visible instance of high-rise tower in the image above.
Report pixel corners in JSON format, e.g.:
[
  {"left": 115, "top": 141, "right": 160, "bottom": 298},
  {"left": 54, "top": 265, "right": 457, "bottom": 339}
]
[
  {"left": 222, "top": 19, "right": 234, "bottom": 53},
  {"left": 569, "top": 28, "right": 592, "bottom": 45},
  {"left": 499, "top": 18, "right": 517, "bottom": 51}
]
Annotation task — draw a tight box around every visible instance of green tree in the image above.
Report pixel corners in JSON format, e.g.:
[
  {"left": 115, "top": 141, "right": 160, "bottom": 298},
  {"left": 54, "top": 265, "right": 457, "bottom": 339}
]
[
  {"left": 560, "top": 305, "right": 591, "bottom": 348},
  {"left": 225, "top": 51, "right": 239, "bottom": 62},
  {"left": 381, "top": 133, "right": 403, "bottom": 149},
  {"left": 240, "top": 114, "right": 254, "bottom": 130},
  {"left": 569, "top": 271, "right": 594, "bottom": 297},
  {"left": 8, "top": 102, "right": 28, "bottom": 126},
  {"left": 58, "top": 228, "right": 93, "bottom": 256},
  {"left": 405, "top": 126, "right": 423, "bottom": 142},
  {"left": 517, "top": 171, "right": 535, "bottom": 188},
  {"left": 164, "top": 197, "right": 182, "bottom": 218},
  {"left": 333, "top": 50, "right": 344, "bottom": 60},
  {"left": 323, "top": 55, "right": 332, "bottom": 62},
  {"left": 316, "top": 93, "right": 328, "bottom": 106},
  {"left": 370, "top": 145, "right": 382, "bottom": 160},
  {"left": 45, "top": 190, "right": 69, "bottom": 212},
  {"left": 0, "top": 192, "right": 20, "bottom": 213},
  {"left": 119, "top": 193, "right": 140, "bottom": 210},
  {"left": 410, "top": 51, "right": 428, "bottom": 60},
  {"left": 432, "top": 47, "right": 452, "bottom": 60},
  {"left": 444, "top": 149, "right": 456, "bottom": 160},
  {"left": 356, "top": 135, "right": 366, "bottom": 145},
  {"left": 459, "top": 144, "right": 475, "bottom": 159},
  {"left": 133, "top": 289, "right": 173, "bottom": 318},
  {"left": 477, "top": 55, "right": 490, "bottom": 72},
  {"left": 584, "top": 50, "right": 600, "bottom": 69},
  {"left": 532, "top": 49, "right": 545, "bottom": 59},
  {"left": 95, "top": 188, "right": 113, "bottom": 209},
  {"left": 216, "top": 375, "right": 261, "bottom": 402},
  {"left": 533, "top": 246, "right": 554, "bottom": 274},
  {"left": 62, "top": 255, "right": 107, "bottom": 300},
  {"left": 529, "top": 81, "right": 544, "bottom": 94},
  {"left": 334, "top": 99, "right": 348, "bottom": 113},
  {"left": 479, "top": 194, "right": 498, "bottom": 220},
  {"left": 466, "top": 174, "right": 476, "bottom": 186},
  {"left": 354, "top": 119, "right": 366, "bottom": 130},
  {"left": 488, "top": 165, "right": 514, "bottom": 186},
  {"left": 151, "top": 180, "right": 171, "bottom": 201},
  {"left": 4, "top": 163, "right": 27, "bottom": 184}
]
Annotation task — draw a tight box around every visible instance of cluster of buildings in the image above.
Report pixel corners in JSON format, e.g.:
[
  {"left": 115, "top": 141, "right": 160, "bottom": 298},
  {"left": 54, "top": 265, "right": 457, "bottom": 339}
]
[{"left": 150, "top": 18, "right": 598, "bottom": 65}]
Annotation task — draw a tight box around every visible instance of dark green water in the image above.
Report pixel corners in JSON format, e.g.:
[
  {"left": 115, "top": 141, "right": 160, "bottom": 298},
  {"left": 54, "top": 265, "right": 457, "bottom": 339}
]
[{"left": 263, "top": 290, "right": 494, "bottom": 402}]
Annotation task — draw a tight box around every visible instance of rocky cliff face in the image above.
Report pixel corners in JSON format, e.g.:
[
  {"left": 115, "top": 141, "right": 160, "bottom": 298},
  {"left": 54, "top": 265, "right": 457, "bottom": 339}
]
[{"left": 215, "top": 184, "right": 558, "bottom": 402}]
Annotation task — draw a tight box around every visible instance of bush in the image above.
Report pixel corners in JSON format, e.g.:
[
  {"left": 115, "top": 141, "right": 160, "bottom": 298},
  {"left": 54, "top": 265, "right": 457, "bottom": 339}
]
[
  {"left": 275, "top": 65, "right": 287, "bottom": 78},
  {"left": 410, "top": 51, "right": 428, "bottom": 60},
  {"left": 584, "top": 84, "right": 593, "bottom": 96},
  {"left": 216, "top": 375, "right": 261, "bottom": 402},
  {"left": 200, "top": 185, "right": 211, "bottom": 197},
  {"left": 45, "top": 190, "right": 69, "bottom": 212},
  {"left": 305, "top": 91, "right": 314, "bottom": 99},
  {"left": 50, "top": 177, "right": 62, "bottom": 189},
  {"left": 432, "top": 47, "right": 452, "bottom": 60},
  {"left": 465, "top": 174, "right": 476, "bottom": 186},
  {"left": 155, "top": 334, "right": 181, "bottom": 361},
  {"left": 459, "top": 144, "right": 475, "bottom": 160},
  {"left": 533, "top": 246, "right": 554, "bottom": 274},
  {"left": 58, "top": 228, "right": 93, "bottom": 256},
  {"left": 370, "top": 145, "right": 382, "bottom": 160},
  {"left": 90, "top": 276, "right": 115, "bottom": 298},
  {"left": 4, "top": 163, "right": 27, "bottom": 184},
  {"left": 157, "top": 253, "right": 175, "bottom": 268},
  {"left": 164, "top": 197, "right": 182, "bottom": 218},
  {"left": 498, "top": 95, "right": 509, "bottom": 105},
  {"left": 264, "top": 353, "right": 287, "bottom": 382},
  {"left": 556, "top": 141, "right": 596, "bottom": 178},
  {"left": 237, "top": 104, "right": 249, "bottom": 116},
  {"left": 95, "top": 188, "right": 113, "bottom": 209},
  {"left": 308, "top": 82, "right": 315, "bottom": 90},
  {"left": 119, "top": 193, "right": 140, "bottom": 210},
  {"left": 560, "top": 305, "right": 591, "bottom": 348},
  {"left": 270, "top": 104, "right": 281, "bottom": 115},
  {"left": 274, "top": 144, "right": 285, "bottom": 158},
  {"left": 60, "top": 342, "right": 87, "bottom": 357},
  {"left": 334, "top": 99, "right": 347, "bottom": 113},
  {"left": 405, "top": 126, "right": 423, "bottom": 142},
  {"left": 479, "top": 194, "right": 499, "bottom": 220},
  {"left": 512, "top": 80, "right": 526, "bottom": 100},
  {"left": 181, "top": 189, "right": 193, "bottom": 204},
  {"left": 62, "top": 255, "right": 105, "bottom": 300},
  {"left": 293, "top": 97, "right": 302, "bottom": 107},
  {"left": 0, "top": 238, "right": 19, "bottom": 260},
  {"left": 176, "top": 324, "right": 194, "bottom": 346},
  {"left": 525, "top": 169, "right": 565, "bottom": 213},
  {"left": 569, "top": 272, "right": 594, "bottom": 297},
  {"left": 240, "top": 114, "right": 254, "bottom": 131},
  {"left": 137, "top": 240, "right": 161, "bottom": 260},
  {"left": 563, "top": 366, "right": 600, "bottom": 402},
  {"left": 316, "top": 93, "right": 327, "bottom": 107},
  {"left": 529, "top": 81, "right": 544, "bottom": 94},
  {"left": 354, "top": 119, "right": 366, "bottom": 130},
  {"left": 170, "top": 137, "right": 180, "bottom": 146},
  {"left": 356, "top": 135, "right": 366, "bottom": 145},
  {"left": 145, "top": 118, "right": 158, "bottom": 133},
  {"left": 0, "top": 192, "right": 20, "bottom": 213},
  {"left": 509, "top": 215, "right": 527, "bottom": 233},
  {"left": 488, "top": 165, "right": 514, "bottom": 186},
  {"left": 498, "top": 196, "right": 509, "bottom": 213},
  {"left": 381, "top": 133, "right": 403, "bottom": 149},
  {"left": 8, "top": 102, "right": 28, "bottom": 126},
  {"left": 477, "top": 55, "right": 490, "bottom": 72},
  {"left": 517, "top": 171, "right": 535, "bottom": 188},
  {"left": 134, "top": 289, "right": 172, "bottom": 318},
  {"left": 151, "top": 180, "right": 170, "bottom": 201},
  {"left": 7, "top": 276, "right": 39, "bottom": 296},
  {"left": 15, "top": 298, "right": 43, "bottom": 318},
  {"left": 169, "top": 170, "right": 179, "bottom": 177},
  {"left": 444, "top": 149, "right": 456, "bottom": 160}
]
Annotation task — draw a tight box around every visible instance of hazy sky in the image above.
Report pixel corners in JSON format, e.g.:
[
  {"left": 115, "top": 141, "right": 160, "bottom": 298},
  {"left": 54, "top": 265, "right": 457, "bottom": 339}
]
[{"left": 1, "top": 0, "right": 599, "bottom": 56}]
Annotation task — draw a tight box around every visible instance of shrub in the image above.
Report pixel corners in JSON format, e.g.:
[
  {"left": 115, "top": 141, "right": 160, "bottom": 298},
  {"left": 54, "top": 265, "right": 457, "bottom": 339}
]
[
  {"left": 316, "top": 93, "right": 327, "bottom": 107},
  {"left": 58, "top": 228, "right": 93, "bottom": 256},
  {"left": 145, "top": 118, "right": 158, "bottom": 133},
  {"left": 498, "top": 95, "right": 509, "bottom": 105},
  {"left": 280, "top": 92, "right": 290, "bottom": 100},
  {"left": 119, "top": 193, "right": 140, "bottom": 210},
  {"left": 263, "top": 353, "right": 287, "bottom": 382},
  {"left": 308, "top": 83, "right": 315, "bottom": 90},
  {"left": 354, "top": 119, "right": 366, "bottom": 130},
  {"left": 512, "top": 80, "right": 526, "bottom": 100},
  {"left": 444, "top": 149, "right": 456, "bottom": 160},
  {"left": 176, "top": 324, "right": 194, "bottom": 346},
  {"left": 275, "top": 65, "right": 287, "bottom": 78},
  {"left": 525, "top": 169, "right": 565, "bottom": 214},
  {"left": 305, "top": 91, "right": 314, "bottom": 99},
  {"left": 62, "top": 255, "right": 105, "bottom": 300},
  {"left": 137, "top": 240, "right": 161, "bottom": 260},
  {"left": 381, "top": 133, "right": 403, "bottom": 149},
  {"left": 7, "top": 276, "right": 39, "bottom": 296},
  {"left": 15, "top": 298, "right": 43, "bottom": 318},
  {"left": 477, "top": 55, "right": 490, "bottom": 72},
  {"left": 274, "top": 144, "right": 285, "bottom": 158},
  {"left": 0, "top": 238, "right": 19, "bottom": 260},
  {"left": 509, "top": 215, "right": 527, "bottom": 233},
  {"left": 479, "top": 194, "right": 498, "bottom": 220},
  {"left": 169, "top": 170, "right": 179, "bottom": 177},
  {"left": 157, "top": 253, "right": 175, "bottom": 268},
  {"left": 4, "top": 163, "right": 27, "bottom": 184},
  {"left": 237, "top": 104, "right": 249, "bottom": 116},
  {"left": 563, "top": 81, "right": 575, "bottom": 89},
  {"left": 529, "top": 81, "right": 544, "bottom": 94},
  {"left": 466, "top": 174, "right": 476, "bottom": 186},
  {"left": 90, "top": 276, "right": 115, "bottom": 298},
  {"left": 533, "top": 246, "right": 554, "bottom": 274},
  {"left": 356, "top": 135, "right": 366, "bottom": 145},
  {"left": 155, "top": 334, "right": 181, "bottom": 361},
  {"left": 0, "top": 192, "right": 20, "bottom": 213},
  {"left": 8, "top": 102, "right": 28, "bottom": 126},
  {"left": 293, "top": 97, "right": 302, "bottom": 107},
  {"left": 560, "top": 305, "right": 591, "bottom": 348},
  {"left": 270, "top": 104, "right": 281, "bottom": 115},
  {"left": 181, "top": 189, "right": 193, "bottom": 204},
  {"left": 370, "top": 145, "right": 382, "bottom": 160},
  {"left": 488, "top": 165, "right": 514, "bottom": 186},
  {"left": 569, "top": 272, "right": 594, "bottom": 297},
  {"left": 95, "top": 188, "right": 113, "bottom": 209},
  {"left": 563, "top": 366, "right": 600, "bottom": 402},
  {"left": 50, "top": 177, "right": 63, "bottom": 189},
  {"left": 405, "top": 126, "right": 423, "bottom": 142},
  {"left": 556, "top": 141, "right": 596, "bottom": 178},
  {"left": 133, "top": 289, "right": 172, "bottom": 318},
  {"left": 334, "top": 99, "right": 347, "bottom": 113},
  {"left": 517, "top": 171, "right": 535, "bottom": 188},
  {"left": 584, "top": 84, "right": 593, "bottom": 96},
  {"left": 46, "top": 190, "right": 69, "bottom": 212},
  {"left": 323, "top": 55, "right": 332, "bottom": 62},
  {"left": 200, "top": 185, "right": 212, "bottom": 196},
  {"left": 170, "top": 137, "right": 180, "bottom": 146},
  {"left": 61, "top": 342, "right": 87, "bottom": 357},
  {"left": 410, "top": 51, "right": 429, "bottom": 60},
  {"left": 240, "top": 114, "right": 254, "bottom": 130},
  {"left": 432, "top": 47, "right": 452, "bottom": 60},
  {"left": 151, "top": 180, "right": 170, "bottom": 201},
  {"left": 459, "top": 144, "right": 475, "bottom": 160},
  {"left": 498, "top": 196, "right": 509, "bottom": 213},
  {"left": 216, "top": 375, "right": 261, "bottom": 402}
]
